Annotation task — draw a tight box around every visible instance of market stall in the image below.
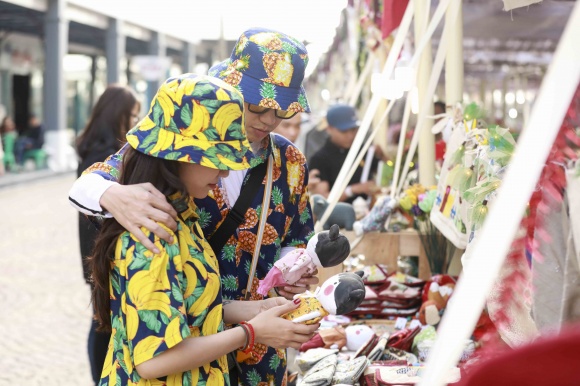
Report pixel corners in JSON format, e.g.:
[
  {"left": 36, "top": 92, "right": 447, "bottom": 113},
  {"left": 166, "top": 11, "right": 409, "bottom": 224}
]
[{"left": 292, "top": 0, "right": 580, "bottom": 384}]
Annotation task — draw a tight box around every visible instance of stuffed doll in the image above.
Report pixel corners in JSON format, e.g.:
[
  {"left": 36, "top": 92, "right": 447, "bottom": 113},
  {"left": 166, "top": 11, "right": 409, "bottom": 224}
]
[
  {"left": 311, "top": 194, "right": 356, "bottom": 230},
  {"left": 282, "top": 271, "right": 366, "bottom": 325},
  {"left": 257, "top": 224, "right": 351, "bottom": 296},
  {"left": 418, "top": 275, "right": 456, "bottom": 325}
]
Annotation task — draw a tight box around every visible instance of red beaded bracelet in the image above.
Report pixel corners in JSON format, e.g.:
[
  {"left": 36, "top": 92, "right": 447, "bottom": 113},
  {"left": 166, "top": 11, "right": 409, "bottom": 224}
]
[{"left": 239, "top": 321, "right": 255, "bottom": 354}]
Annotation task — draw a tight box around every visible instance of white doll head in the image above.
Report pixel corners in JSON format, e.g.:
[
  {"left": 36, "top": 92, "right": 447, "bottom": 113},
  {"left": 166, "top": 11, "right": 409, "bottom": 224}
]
[
  {"left": 317, "top": 271, "right": 365, "bottom": 316},
  {"left": 345, "top": 325, "right": 375, "bottom": 351}
]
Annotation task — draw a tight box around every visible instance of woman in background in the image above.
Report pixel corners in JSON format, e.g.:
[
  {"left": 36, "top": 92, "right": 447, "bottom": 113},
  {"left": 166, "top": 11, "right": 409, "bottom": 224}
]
[{"left": 75, "top": 84, "right": 140, "bottom": 384}]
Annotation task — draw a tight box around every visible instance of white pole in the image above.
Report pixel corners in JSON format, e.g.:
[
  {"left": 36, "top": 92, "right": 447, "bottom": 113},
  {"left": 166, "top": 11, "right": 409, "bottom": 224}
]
[
  {"left": 417, "top": 3, "right": 580, "bottom": 385},
  {"left": 315, "top": 0, "right": 415, "bottom": 232},
  {"left": 317, "top": 0, "right": 455, "bottom": 231},
  {"left": 390, "top": 91, "right": 413, "bottom": 197},
  {"left": 348, "top": 51, "right": 376, "bottom": 106},
  {"left": 445, "top": 0, "right": 463, "bottom": 107},
  {"left": 414, "top": 0, "right": 436, "bottom": 186},
  {"left": 397, "top": 0, "right": 460, "bottom": 196}
]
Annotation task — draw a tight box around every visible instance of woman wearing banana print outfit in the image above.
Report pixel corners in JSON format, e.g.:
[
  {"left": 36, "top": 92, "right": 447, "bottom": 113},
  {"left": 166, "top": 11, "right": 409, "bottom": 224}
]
[
  {"left": 70, "top": 28, "right": 317, "bottom": 384},
  {"left": 90, "top": 74, "right": 318, "bottom": 386}
]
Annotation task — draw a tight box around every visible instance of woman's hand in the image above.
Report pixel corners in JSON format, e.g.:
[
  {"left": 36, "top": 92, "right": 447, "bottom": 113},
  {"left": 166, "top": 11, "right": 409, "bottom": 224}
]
[
  {"left": 276, "top": 269, "right": 319, "bottom": 300},
  {"left": 249, "top": 300, "right": 319, "bottom": 350},
  {"left": 100, "top": 183, "right": 178, "bottom": 253}
]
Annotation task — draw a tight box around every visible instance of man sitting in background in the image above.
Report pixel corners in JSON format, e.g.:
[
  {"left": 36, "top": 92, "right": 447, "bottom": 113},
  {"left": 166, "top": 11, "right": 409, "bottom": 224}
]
[
  {"left": 309, "top": 104, "right": 381, "bottom": 203},
  {"left": 15, "top": 114, "right": 44, "bottom": 165}
]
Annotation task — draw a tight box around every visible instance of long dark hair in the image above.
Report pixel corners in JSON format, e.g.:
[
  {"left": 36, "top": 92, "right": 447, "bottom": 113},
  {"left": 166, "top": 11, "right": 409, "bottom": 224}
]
[
  {"left": 76, "top": 85, "right": 139, "bottom": 159},
  {"left": 90, "top": 146, "right": 188, "bottom": 332}
]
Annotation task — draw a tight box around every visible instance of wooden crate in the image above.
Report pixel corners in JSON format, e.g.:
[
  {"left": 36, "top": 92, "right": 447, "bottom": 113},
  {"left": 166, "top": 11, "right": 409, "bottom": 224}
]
[{"left": 318, "top": 230, "right": 433, "bottom": 285}]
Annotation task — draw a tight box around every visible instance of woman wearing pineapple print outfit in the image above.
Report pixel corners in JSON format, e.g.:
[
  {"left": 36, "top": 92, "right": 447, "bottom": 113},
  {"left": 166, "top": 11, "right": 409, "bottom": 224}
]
[
  {"left": 69, "top": 28, "right": 317, "bottom": 385},
  {"left": 89, "top": 74, "right": 317, "bottom": 386}
]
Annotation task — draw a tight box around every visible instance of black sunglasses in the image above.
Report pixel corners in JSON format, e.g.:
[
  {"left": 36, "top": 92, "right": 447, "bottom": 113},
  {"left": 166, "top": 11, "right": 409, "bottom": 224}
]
[{"left": 247, "top": 103, "right": 298, "bottom": 119}]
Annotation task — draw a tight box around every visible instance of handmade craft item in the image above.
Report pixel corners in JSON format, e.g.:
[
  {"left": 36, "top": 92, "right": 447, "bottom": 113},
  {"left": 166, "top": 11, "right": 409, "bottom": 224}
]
[
  {"left": 311, "top": 194, "right": 356, "bottom": 230},
  {"left": 282, "top": 272, "right": 366, "bottom": 325},
  {"left": 257, "top": 224, "right": 351, "bottom": 296},
  {"left": 353, "top": 196, "right": 398, "bottom": 236}
]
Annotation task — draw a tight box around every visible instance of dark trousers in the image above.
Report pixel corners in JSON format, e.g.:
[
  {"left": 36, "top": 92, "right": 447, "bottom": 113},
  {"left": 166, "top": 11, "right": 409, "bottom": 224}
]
[
  {"left": 88, "top": 318, "right": 111, "bottom": 384},
  {"left": 14, "top": 137, "right": 35, "bottom": 164}
]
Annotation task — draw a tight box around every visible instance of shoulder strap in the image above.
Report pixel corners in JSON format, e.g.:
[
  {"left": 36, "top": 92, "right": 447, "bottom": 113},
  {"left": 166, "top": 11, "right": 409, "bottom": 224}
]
[{"left": 208, "top": 160, "right": 267, "bottom": 254}]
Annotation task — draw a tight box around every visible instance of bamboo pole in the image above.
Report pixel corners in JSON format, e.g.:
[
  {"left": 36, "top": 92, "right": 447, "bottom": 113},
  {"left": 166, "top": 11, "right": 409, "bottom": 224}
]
[
  {"left": 414, "top": 0, "right": 436, "bottom": 186},
  {"left": 396, "top": 0, "right": 461, "bottom": 196},
  {"left": 315, "top": 0, "right": 415, "bottom": 232},
  {"left": 347, "top": 51, "right": 376, "bottom": 106},
  {"left": 317, "top": 0, "right": 454, "bottom": 230},
  {"left": 445, "top": 0, "right": 464, "bottom": 107},
  {"left": 417, "top": 2, "right": 580, "bottom": 384}
]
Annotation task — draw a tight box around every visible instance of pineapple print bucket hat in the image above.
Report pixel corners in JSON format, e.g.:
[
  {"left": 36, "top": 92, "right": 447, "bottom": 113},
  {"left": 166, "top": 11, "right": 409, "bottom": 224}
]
[
  {"left": 126, "top": 73, "right": 253, "bottom": 170},
  {"left": 209, "top": 27, "right": 311, "bottom": 113}
]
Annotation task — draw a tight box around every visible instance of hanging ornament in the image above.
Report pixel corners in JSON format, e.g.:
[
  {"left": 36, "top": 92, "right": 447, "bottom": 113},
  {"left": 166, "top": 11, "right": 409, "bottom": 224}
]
[
  {"left": 463, "top": 177, "right": 502, "bottom": 204},
  {"left": 469, "top": 200, "right": 489, "bottom": 230},
  {"left": 450, "top": 165, "right": 477, "bottom": 193}
]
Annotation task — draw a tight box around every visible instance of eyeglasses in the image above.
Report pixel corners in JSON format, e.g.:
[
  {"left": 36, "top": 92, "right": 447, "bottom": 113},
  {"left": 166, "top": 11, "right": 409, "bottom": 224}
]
[{"left": 247, "top": 103, "right": 297, "bottom": 119}]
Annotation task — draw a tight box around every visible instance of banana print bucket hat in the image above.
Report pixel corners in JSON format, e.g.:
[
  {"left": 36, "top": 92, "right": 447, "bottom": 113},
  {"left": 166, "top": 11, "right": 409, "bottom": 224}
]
[
  {"left": 209, "top": 27, "right": 311, "bottom": 113},
  {"left": 126, "top": 73, "right": 253, "bottom": 170}
]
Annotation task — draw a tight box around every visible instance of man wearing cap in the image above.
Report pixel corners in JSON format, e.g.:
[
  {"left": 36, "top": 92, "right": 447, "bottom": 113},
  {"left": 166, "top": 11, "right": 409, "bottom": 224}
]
[
  {"left": 309, "top": 103, "right": 381, "bottom": 203},
  {"left": 69, "top": 28, "right": 316, "bottom": 385}
]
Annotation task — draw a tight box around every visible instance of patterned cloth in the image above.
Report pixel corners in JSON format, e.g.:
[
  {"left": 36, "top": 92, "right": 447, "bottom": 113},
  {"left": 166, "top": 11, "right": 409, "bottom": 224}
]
[
  {"left": 126, "top": 73, "right": 253, "bottom": 170},
  {"left": 209, "top": 27, "right": 311, "bottom": 113},
  {"left": 99, "top": 194, "right": 229, "bottom": 386},
  {"left": 86, "top": 133, "right": 314, "bottom": 385},
  {"left": 282, "top": 295, "right": 329, "bottom": 325}
]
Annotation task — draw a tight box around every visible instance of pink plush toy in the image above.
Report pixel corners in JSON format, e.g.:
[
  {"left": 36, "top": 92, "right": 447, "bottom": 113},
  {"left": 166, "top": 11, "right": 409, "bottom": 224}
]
[{"left": 257, "top": 224, "right": 351, "bottom": 296}]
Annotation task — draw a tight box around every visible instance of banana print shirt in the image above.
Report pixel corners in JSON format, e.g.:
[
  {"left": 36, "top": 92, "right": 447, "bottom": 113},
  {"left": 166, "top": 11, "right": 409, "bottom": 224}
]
[
  {"left": 99, "top": 195, "right": 229, "bottom": 386},
  {"left": 84, "top": 134, "right": 314, "bottom": 385}
]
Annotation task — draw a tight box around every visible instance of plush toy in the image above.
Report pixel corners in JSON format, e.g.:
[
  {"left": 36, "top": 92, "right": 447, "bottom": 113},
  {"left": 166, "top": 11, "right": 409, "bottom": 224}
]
[
  {"left": 419, "top": 275, "right": 456, "bottom": 326},
  {"left": 257, "top": 224, "right": 351, "bottom": 296},
  {"left": 345, "top": 325, "right": 375, "bottom": 351},
  {"left": 282, "top": 271, "right": 366, "bottom": 325},
  {"left": 311, "top": 194, "right": 356, "bottom": 230}
]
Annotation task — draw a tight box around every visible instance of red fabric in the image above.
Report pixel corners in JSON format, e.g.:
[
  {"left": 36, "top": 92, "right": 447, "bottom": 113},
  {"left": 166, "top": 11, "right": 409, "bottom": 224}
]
[
  {"left": 381, "top": 0, "right": 410, "bottom": 38},
  {"left": 299, "top": 333, "right": 324, "bottom": 352},
  {"left": 457, "top": 326, "right": 580, "bottom": 386},
  {"left": 435, "top": 139, "right": 446, "bottom": 161}
]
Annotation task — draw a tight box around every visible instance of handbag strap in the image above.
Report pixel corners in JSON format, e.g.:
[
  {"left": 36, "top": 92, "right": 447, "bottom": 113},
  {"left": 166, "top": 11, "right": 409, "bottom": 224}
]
[
  {"left": 207, "top": 159, "right": 268, "bottom": 254},
  {"left": 244, "top": 153, "right": 274, "bottom": 300}
]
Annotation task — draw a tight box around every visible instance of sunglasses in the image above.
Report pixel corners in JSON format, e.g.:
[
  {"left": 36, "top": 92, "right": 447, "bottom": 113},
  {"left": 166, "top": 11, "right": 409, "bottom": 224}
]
[{"left": 247, "top": 103, "right": 297, "bottom": 119}]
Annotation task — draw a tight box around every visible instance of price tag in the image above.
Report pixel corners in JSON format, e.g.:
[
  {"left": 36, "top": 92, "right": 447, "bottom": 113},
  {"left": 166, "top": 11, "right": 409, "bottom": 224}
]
[
  {"left": 409, "top": 319, "right": 423, "bottom": 330},
  {"left": 394, "top": 317, "right": 407, "bottom": 330}
]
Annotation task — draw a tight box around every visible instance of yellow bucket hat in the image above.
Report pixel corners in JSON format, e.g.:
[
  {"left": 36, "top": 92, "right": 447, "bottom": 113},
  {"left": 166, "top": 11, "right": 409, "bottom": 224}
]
[{"left": 126, "top": 73, "right": 253, "bottom": 170}]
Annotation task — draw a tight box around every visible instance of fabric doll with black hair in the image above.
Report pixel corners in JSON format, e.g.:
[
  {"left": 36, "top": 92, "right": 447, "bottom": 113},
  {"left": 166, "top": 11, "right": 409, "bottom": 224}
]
[
  {"left": 257, "top": 224, "right": 351, "bottom": 296},
  {"left": 282, "top": 271, "right": 366, "bottom": 325}
]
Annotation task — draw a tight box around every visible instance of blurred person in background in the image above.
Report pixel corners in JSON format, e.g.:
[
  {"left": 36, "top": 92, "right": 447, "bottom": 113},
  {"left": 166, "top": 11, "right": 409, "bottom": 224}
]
[
  {"left": 1, "top": 116, "right": 18, "bottom": 172},
  {"left": 273, "top": 112, "right": 303, "bottom": 143},
  {"left": 75, "top": 84, "right": 140, "bottom": 385},
  {"left": 434, "top": 101, "right": 447, "bottom": 163},
  {"left": 309, "top": 103, "right": 381, "bottom": 203},
  {"left": 69, "top": 28, "right": 317, "bottom": 385},
  {"left": 14, "top": 114, "right": 44, "bottom": 165}
]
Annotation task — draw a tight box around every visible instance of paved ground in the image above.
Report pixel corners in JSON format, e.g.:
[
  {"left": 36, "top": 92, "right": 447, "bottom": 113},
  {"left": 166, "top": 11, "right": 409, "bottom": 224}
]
[{"left": 0, "top": 172, "right": 94, "bottom": 385}]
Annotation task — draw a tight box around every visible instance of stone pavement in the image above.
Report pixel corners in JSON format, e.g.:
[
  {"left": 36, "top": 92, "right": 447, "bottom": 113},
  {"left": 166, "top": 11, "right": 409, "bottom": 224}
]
[{"left": 0, "top": 172, "right": 94, "bottom": 385}]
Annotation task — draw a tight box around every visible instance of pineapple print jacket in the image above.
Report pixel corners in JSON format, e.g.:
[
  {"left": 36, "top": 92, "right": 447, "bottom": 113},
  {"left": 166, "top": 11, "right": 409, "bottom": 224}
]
[
  {"left": 99, "top": 194, "right": 229, "bottom": 386},
  {"left": 80, "top": 134, "right": 314, "bottom": 385}
]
